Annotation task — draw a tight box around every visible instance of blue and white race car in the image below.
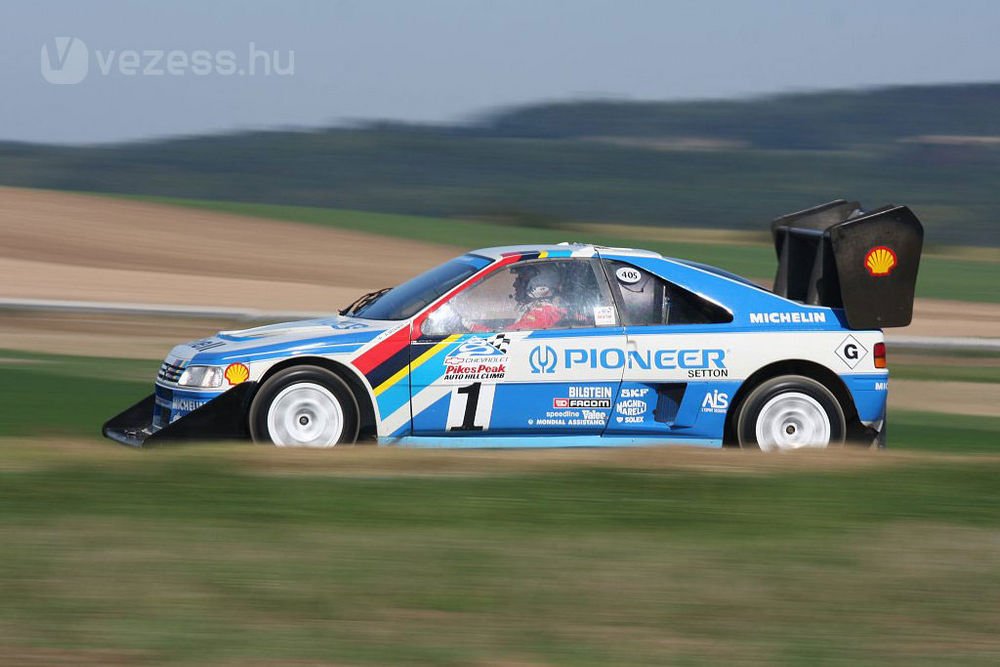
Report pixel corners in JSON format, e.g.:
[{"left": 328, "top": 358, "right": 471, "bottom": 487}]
[{"left": 104, "top": 200, "right": 923, "bottom": 451}]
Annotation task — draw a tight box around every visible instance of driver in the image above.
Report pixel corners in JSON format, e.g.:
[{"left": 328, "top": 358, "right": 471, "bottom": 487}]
[{"left": 509, "top": 264, "right": 566, "bottom": 330}]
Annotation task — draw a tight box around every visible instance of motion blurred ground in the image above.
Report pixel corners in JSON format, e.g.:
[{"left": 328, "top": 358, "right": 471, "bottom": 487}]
[
  {"left": 2, "top": 186, "right": 999, "bottom": 334},
  {"left": 0, "top": 186, "right": 998, "bottom": 665},
  {"left": 0, "top": 186, "right": 454, "bottom": 311}
]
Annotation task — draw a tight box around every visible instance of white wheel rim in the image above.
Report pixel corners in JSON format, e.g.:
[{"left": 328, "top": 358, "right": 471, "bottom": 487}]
[
  {"left": 266, "top": 382, "right": 344, "bottom": 447},
  {"left": 755, "top": 391, "right": 831, "bottom": 452}
]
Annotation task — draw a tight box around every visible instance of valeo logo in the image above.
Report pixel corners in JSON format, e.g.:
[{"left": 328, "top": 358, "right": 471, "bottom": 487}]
[{"left": 41, "top": 37, "right": 89, "bottom": 85}]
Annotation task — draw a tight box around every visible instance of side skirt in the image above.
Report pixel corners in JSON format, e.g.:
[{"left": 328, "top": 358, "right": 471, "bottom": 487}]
[{"left": 377, "top": 435, "right": 723, "bottom": 449}]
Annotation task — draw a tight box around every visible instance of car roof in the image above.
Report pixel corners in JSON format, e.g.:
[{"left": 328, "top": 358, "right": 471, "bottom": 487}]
[{"left": 471, "top": 242, "right": 664, "bottom": 260}]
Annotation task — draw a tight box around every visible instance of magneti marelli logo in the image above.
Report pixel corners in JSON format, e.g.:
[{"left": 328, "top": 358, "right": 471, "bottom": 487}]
[{"left": 41, "top": 37, "right": 89, "bottom": 84}]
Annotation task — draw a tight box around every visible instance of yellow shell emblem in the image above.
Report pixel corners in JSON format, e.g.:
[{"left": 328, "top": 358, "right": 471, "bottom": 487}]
[
  {"left": 224, "top": 363, "right": 250, "bottom": 385},
  {"left": 864, "top": 246, "right": 897, "bottom": 277}
]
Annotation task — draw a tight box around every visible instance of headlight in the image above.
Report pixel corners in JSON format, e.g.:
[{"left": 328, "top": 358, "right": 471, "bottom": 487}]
[{"left": 178, "top": 365, "right": 224, "bottom": 388}]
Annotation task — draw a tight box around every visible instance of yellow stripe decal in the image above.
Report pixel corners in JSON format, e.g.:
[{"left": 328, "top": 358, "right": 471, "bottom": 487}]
[
  {"left": 538, "top": 251, "right": 548, "bottom": 258},
  {"left": 373, "top": 334, "right": 460, "bottom": 397}
]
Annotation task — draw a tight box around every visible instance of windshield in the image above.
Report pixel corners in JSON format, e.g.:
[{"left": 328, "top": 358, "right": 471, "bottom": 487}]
[{"left": 351, "top": 254, "right": 492, "bottom": 320}]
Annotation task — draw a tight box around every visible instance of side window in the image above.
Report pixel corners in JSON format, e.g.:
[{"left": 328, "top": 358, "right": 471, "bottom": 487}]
[
  {"left": 605, "top": 260, "right": 732, "bottom": 326},
  {"left": 423, "top": 259, "right": 618, "bottom": 335}
]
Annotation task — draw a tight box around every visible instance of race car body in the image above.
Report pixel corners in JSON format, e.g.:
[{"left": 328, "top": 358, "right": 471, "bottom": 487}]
[{"left": 104, "top": 200, "right": 923, "bottom": 451}]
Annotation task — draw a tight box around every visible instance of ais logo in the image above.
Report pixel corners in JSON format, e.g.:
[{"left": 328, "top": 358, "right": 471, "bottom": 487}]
[{"left": 701, "top": 390, "right": 729, "bottom": 413}]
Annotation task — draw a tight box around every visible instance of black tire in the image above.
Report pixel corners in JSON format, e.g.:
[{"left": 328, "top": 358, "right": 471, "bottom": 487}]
[
  {"left": 249, "top": 365, "right": 359, "bottom": 447},
  {"left": 735, "top": 375, "right": 846, "bottom": 452}
]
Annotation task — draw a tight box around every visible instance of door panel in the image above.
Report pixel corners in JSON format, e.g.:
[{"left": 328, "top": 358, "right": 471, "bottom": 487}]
[
  {"left": 409, "top": 329, "right": 625, "bottom": 435},
  {"left": 598, "top": 256, "right": 736, "bottom": 440},
  {"left": 410, "top": 257, "right": 628, "bottom": 436}
]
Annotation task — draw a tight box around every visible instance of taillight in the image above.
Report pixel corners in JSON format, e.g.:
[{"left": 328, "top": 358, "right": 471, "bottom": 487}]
[{"left": 874, "top": 342, "right": 887, "bottom": 369}]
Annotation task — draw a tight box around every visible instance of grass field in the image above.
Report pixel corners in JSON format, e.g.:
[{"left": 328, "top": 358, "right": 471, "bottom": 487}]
[
  {"left": 122, "top": 194, "right": 1000, "bottom": 304},
  {"left": 2, "top": 349, "right": 998, "bottom": 664},
  {"left": 1, "top": 443, "right": 998, "bottom": 664}
]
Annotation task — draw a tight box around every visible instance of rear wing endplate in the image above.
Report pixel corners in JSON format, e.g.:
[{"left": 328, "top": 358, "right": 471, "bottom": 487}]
[{"left": 772, "top": 200, "right": 923, "bottom": 329}]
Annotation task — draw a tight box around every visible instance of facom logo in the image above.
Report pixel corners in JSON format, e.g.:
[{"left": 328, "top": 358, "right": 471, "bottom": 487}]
[{"left": 528, "top": 345, "right": 557, "bottom": 374}]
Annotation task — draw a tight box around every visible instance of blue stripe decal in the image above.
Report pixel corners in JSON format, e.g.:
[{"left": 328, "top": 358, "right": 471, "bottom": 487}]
[
  {"left": 216, "top": 328, "right": 383, "bottom": 347},
  {"left": 196, "top": 341, "right": 369, "bottom": 365},
  {"left": 525, "top": 326, "right": 626, "bottom": 339},
  {"left": 195, "top": 329, "right": 384, "bottom": 364},
  {"left": 374, "top": 343, "right": 453, "bottom": 420},
  {"left": 375, "top": 382, "right": 412, "bottom": 427},
  {"left": 409, "top": 342, "right": 461, "bottom": 387},
  {"left": 378, "top": 435, "right": 722, "bottom": 449}
]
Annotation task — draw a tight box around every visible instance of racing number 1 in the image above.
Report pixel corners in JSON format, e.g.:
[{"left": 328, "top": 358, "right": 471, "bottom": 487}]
[{"left": 446, "top": 382, "right": 495, "bottom": 431}]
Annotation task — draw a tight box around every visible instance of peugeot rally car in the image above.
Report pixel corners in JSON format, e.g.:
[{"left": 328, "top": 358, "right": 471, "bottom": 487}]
[{"left": 104, "top": 200, "right": 923, "bottom": 451}]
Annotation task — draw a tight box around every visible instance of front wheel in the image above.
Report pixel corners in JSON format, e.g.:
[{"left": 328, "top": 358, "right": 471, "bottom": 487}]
[
  {"left": 736, "top": 375, "right": 845, "bottom": 452},
  {"left": 249, "top": 366, "right": 359, "bottom": 447}
]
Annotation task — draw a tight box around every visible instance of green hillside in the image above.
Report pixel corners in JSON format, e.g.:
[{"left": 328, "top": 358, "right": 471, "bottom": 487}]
[{"left": 2, "top": 83, "right": 1000, "bottom": 245}]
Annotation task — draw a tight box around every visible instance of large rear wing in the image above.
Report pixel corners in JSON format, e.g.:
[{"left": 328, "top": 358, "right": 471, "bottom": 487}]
[{"left": 771, "top": 200, "right": 923, "bottom": 329}]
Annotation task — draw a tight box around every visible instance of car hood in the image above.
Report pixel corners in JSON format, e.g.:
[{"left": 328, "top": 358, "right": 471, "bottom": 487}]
[{"left": 166, "top": 315, "right": 397, "bottom": 365}]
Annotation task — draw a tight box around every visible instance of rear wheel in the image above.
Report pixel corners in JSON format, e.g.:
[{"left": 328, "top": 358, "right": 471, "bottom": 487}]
[
  {"left": 249, "top": 366, "right": 359, "bottom": 447},
  {"left": 736, "top": 375, "right": 845, "bottom": 452}
]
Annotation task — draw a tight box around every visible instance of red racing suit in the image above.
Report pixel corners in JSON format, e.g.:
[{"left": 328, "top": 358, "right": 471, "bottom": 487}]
[
  {"left": 511, "top": 301, "right": 566, "bottom": 330},
  {"left": 465, "top": 300, "right": 567, "bottom": 333}
]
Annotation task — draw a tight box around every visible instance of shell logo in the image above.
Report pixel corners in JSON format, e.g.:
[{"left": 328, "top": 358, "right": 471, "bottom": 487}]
[
  {"left": 864, "top": 246, "right": 897, "bottom": 277},
  {"left": 224, "top": 362, "right": 250, "bottom": 385}
]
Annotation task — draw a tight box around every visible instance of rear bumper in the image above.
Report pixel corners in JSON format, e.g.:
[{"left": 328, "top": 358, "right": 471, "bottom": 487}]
[
  {"left": 102, "top": 383, "right": 257, "bottom": 447},
  {"left": 854, "top": 416, "right": 886, "bottom": 449}
]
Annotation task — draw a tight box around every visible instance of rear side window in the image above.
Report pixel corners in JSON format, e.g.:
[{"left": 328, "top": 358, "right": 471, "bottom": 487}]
[{"left": 604, "top": 260, "right": 732, "bottom": 326}]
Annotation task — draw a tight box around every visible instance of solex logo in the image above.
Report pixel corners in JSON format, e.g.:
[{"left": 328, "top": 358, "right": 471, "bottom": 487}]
[
  {"left": 528, "top": 345, "right": 557, "bottom": 374},
  {"left": 41, "top": 37, "right": 89, "bottom": 85}
]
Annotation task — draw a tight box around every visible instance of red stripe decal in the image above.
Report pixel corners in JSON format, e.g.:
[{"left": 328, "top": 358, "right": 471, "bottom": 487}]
[{"left": 353, "top": 326, "right": 411, "bottom": 375}]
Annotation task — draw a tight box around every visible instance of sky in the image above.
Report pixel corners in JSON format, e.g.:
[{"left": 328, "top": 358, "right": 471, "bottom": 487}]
[{"left": 2, "top": 0, "right": 999, "bottom": 144}]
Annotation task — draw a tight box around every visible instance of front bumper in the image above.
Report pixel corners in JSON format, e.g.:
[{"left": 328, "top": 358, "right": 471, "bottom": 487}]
[{"left": 102, "top": 383, "right": 257, "bottom": 447}]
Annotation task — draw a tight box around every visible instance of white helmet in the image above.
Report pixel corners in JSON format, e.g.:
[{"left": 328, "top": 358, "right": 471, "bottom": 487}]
[{"left": 525, "top": 265, "right": 560, "bottom": 300}]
